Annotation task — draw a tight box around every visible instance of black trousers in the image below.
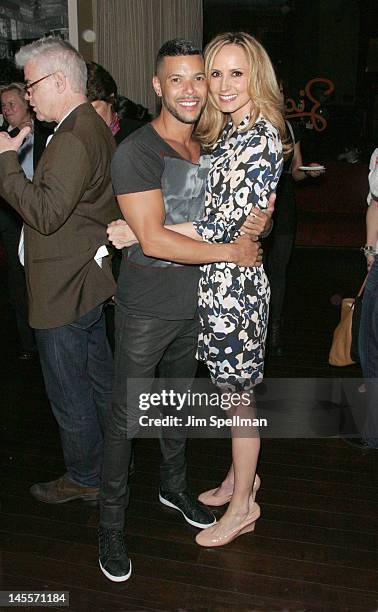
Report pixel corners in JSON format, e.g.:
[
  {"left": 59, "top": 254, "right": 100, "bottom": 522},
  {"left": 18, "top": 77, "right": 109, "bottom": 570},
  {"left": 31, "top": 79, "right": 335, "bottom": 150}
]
[
  {"left": 265, "top": 232, "right": 295, "bottom": 322},
  {"left": 100, "top": 306, "right": 199, "bottom": 528},
  {"left": 0, "top": 207, "right": 34, "bottom": 351}
]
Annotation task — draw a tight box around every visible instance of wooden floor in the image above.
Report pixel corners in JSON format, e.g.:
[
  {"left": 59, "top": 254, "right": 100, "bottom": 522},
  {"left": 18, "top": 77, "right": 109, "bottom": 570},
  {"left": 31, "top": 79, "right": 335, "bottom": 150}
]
[{"left": 1, "top": 247, "right": 377, "bottom": 612}]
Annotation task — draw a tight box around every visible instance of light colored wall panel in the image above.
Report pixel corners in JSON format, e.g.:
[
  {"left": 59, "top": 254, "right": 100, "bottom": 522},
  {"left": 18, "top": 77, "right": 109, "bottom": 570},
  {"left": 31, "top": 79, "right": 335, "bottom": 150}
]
[{"left": 92, "top": 0, "right": 202, "bottom": 113}]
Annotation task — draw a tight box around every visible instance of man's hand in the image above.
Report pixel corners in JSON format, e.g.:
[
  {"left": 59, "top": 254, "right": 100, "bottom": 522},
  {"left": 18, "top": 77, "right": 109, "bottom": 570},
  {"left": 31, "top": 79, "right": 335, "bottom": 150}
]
[
  {"left": 233, "top": 234, "right": 263, "bottom": 267},
  {"left": 107, "top": 218, "right": 138, "bottom": 249},
  {"left": 0, "top": 126, "right": 31, "bottom": 154},
  {"left": 241, "top": 193, "right": 276, "bottom": 238}
]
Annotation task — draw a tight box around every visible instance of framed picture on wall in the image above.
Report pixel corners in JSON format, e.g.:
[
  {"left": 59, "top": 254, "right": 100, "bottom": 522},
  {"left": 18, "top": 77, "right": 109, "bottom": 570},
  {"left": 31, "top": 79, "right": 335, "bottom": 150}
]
[{"left": 0, "top": 0, "right": 70, "bottom": 85}]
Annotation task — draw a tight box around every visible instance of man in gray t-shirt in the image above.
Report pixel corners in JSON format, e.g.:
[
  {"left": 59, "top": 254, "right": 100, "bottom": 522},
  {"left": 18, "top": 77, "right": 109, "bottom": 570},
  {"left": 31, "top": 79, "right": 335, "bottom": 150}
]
[
  {"left": 98, "top": 39, "right": 262, "bottom": 583},
  {"left": 111, "top": 122, "right": 210, "bottom": 319}
]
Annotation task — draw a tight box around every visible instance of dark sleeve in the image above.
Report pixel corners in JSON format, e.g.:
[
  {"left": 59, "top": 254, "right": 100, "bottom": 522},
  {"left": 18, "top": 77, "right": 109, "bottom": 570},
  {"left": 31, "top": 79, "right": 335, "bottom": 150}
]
[
  {"left": 111, "top": 139, "right": 163, "bottom": 195},
  {"left": 290, "top": 121, "right": 302, "bottom": 144},
  {"left": 114, "top": 119, "right": 145, "bottom": 145},
  {"left": 33, "top": 122, "right": 54, "bottom": 168}
]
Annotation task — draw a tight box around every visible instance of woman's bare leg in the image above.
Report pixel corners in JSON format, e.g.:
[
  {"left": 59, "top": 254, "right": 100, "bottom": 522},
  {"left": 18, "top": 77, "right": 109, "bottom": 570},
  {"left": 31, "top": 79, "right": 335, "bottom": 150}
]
[
  {"left": 197, "top": 392, "right": 260, "bottom": 541},
  {"left": 209, "top": 463, "right": 234, "bottom": 498}
]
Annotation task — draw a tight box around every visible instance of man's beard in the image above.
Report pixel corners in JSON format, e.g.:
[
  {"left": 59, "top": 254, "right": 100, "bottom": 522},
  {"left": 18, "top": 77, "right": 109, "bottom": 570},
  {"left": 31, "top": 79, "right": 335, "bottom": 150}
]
[{"left": 162, "top": 97, "right": 203, "bottom": 125}]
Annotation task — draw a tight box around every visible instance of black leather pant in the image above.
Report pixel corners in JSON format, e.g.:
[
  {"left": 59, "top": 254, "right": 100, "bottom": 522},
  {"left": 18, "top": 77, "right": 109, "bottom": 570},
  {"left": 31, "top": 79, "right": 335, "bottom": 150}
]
[{"left": 100, "top": 306, "right": 199, "bottom": 528}]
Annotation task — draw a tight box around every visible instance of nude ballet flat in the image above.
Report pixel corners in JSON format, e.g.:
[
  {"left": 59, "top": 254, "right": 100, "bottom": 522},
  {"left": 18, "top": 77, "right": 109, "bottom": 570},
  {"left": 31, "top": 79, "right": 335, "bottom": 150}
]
[
  {"left": 195, "top": 502, "right": 261, "bottom": 547},
  {"left": 198, "top": 474, "right": 261, "bottom": 507}
]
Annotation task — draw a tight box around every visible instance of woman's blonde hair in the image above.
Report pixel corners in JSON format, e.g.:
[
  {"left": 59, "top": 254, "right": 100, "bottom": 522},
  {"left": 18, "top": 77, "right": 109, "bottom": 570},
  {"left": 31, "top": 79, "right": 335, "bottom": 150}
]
[{"left": 197, "top": 32, "right": 286, "bottom": 149}]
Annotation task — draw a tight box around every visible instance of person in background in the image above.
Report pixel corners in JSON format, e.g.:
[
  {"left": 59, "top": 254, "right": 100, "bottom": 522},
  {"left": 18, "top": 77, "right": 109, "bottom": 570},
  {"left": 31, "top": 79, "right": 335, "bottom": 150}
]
[
  {"left": 0, "top": 83, "right": 52, "bottom": 360},
  {"left": 355, "top": 147, "right": 378, "bottom": 449},
  {"left": 0, "top": 38, "right": 118, "bottom": 504},
  {"left": 86, "top": 61, "right": 146, "bottom": 145},
  {"left": 265, "top": 86, "right": 324, "bottom": 356}
]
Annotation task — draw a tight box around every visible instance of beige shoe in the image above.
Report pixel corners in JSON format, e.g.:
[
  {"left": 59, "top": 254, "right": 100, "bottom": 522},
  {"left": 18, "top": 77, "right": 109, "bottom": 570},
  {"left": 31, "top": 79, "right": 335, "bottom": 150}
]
[
  {"left": 195, "top": 503, "right": 261, "bottom": 547},
  {"left": 198, "top": 473, "right": 261, "bottom": 507}
]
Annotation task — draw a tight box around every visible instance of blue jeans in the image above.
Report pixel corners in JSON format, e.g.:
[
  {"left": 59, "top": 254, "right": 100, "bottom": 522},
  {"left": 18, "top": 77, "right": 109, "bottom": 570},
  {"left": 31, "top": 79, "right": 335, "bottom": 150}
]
[
  {"left": 35, "top": 304, "right": 114, "bottom": 486},
  {"left": 359, "top": 256, "right": 378, "bottom": 447}
]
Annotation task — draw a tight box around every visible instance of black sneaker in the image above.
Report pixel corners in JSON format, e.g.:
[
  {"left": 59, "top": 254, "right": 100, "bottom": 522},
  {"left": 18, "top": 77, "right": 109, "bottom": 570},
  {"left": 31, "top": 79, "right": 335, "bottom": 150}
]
[
  {"left": 159, "top": 489, "right": 216, "bottom": 529},
  {"left": 98, "top": 527, "right": 132, "bottom": 582}
]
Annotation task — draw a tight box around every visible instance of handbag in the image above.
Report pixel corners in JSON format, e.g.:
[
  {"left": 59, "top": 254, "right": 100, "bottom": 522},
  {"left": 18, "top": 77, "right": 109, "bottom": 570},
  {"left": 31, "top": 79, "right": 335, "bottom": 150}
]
[{"left": 328, "top": 276, "right": 367, "bottom": 366}]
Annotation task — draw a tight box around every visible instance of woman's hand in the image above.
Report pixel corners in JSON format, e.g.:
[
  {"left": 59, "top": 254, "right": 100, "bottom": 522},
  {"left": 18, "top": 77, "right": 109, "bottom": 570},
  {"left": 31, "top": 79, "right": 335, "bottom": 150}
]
[
  {"left": 305, "top": 162, "right": 325, "bottom": 178},
  {"left": 107, "top": 219, "right": 138, "bottom": 249}
]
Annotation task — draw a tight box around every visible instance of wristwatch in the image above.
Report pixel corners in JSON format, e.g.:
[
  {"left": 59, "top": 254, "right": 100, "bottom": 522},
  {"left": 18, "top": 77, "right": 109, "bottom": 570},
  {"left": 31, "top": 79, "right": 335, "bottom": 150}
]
[{"left": 361, "top": 245, "right": 377, "bottom": 258}]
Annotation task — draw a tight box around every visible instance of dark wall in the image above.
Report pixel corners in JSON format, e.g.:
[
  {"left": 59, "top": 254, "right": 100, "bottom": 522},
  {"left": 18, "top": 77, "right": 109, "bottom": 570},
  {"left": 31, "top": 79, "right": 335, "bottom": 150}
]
[
  {"left": 203, "top": 0, "right": 361, "bottom": 104},
  {"left": 203, "top": 0, "right": 377, "bottom": 157}
]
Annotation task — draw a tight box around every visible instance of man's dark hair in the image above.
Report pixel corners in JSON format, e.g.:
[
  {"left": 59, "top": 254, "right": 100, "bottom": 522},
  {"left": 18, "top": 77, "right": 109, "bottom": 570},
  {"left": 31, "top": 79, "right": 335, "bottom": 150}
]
[
  {"left": 86, "top": 61, "right": 118, "bottom": 105},
  {"left": 155, "top": 39, "right": 202, "bottom": 73},
  {"left": 86, "top": 61, "right": 151, "bottom": 121}
]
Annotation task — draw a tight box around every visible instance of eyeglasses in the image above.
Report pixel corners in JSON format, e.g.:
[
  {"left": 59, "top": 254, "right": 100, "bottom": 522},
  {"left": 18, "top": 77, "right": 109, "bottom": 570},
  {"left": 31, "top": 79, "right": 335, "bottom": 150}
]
[{"left": 25, "top": 73, "right": 55, "bottom": 96}]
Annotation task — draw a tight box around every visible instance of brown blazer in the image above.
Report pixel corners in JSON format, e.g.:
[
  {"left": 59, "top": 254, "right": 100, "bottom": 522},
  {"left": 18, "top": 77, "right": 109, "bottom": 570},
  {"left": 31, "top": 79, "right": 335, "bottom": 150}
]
[{"left": 0, "top": 103, "right": 119, "bottom": 329}]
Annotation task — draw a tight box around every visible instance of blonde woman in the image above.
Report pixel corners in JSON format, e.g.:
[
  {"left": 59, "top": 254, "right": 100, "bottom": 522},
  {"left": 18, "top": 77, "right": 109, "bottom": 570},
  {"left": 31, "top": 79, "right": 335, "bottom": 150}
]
[
  {"left": 188, "top": 32, "right": 284, "bottom": 546},
  {"left": 108, "top": 32, "right": 284, "bottom": 546}
]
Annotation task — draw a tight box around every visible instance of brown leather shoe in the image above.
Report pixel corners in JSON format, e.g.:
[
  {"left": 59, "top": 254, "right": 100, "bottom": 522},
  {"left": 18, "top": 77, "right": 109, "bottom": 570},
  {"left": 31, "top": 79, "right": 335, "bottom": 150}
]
[{"left": 30, "top": 473, "right": 99, "bottom": 504}]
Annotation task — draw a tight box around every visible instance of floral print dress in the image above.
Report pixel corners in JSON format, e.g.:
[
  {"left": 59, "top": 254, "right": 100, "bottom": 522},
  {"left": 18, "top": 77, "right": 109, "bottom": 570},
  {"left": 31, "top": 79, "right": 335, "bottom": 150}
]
[{"left": 193, "top": 116, "right": 283, "bottom": 391}]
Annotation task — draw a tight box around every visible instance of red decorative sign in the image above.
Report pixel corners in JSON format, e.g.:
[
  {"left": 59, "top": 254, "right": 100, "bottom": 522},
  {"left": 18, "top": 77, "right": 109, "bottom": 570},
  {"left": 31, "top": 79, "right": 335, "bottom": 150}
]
[{"left": 285, "top": 77, "right": 335, "bottom": 132}]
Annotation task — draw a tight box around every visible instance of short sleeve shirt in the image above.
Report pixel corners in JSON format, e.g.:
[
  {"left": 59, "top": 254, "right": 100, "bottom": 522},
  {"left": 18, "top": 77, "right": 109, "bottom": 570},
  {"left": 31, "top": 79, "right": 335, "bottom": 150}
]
[{"left": 111, "top": 123, "right": 210, "bottom": 319}]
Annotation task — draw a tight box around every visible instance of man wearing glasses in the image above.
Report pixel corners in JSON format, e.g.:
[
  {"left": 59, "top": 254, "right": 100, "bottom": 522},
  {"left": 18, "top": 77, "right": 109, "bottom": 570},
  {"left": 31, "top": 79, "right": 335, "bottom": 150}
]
[{"left": 0, "top": 37, "right": 118, "bottom": 503}]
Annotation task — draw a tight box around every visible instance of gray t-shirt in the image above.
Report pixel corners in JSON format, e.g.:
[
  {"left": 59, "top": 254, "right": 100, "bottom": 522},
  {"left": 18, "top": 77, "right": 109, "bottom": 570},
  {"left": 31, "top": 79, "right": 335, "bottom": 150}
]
[{"left": 111, "top": 123, "right": 210, "bottom": 319}]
